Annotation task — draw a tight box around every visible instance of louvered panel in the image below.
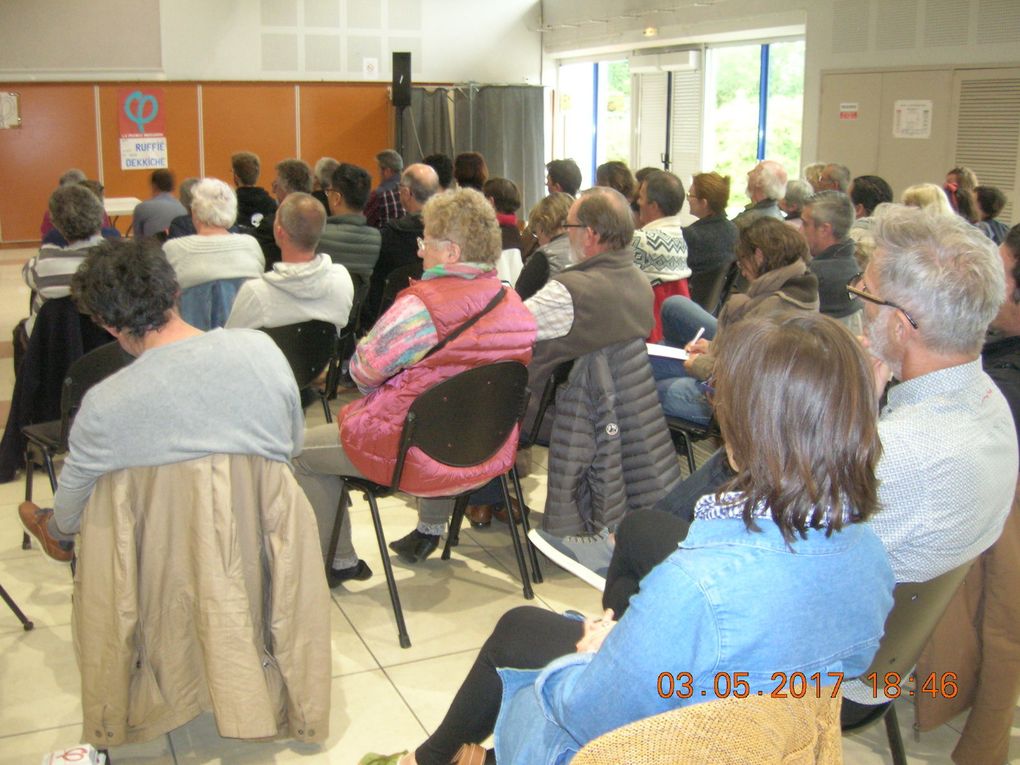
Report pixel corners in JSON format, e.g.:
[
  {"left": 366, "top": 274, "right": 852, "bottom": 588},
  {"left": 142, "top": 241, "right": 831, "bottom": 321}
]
[
  {"left": 668, "top": 69, "right": 703, "bottom": 187},
  {"left": 954, "top": 77, "right": 1020, "bottom": 221},
  {"left": 633, "top": 72, "right": 669, "bottom": 171}
]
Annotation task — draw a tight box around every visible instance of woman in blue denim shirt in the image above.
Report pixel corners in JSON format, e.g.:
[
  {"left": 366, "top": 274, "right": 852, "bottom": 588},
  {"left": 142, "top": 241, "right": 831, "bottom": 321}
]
[{"left": 374, "top": 313, "right": 895, "bottom": 765}]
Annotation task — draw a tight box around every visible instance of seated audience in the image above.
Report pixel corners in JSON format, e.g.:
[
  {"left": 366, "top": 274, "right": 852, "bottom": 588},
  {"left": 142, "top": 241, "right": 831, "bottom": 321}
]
[
  {"left": 19, "top": 239, "right": 303, "bottom": 562},
  {"left": 368, "top": 312, "right": 894, "bottom": 765},
  {"left": 319, "top": 162, "right": 381, "bottom": 278},
  {"left": 652, "top": 217, "right": 818, "bottom": 425},
  {"left": 226, "top": 192, "right": 353, "bottom": 335},
  {"left": 423, "top": 153, "right": 454, "bottom": 190},
  {"left": 132, "top": 168, "right": 187, "bottom": 238},
  {"left": 483, "top": 177, "right": 524, "bottom": 284},
  {"left": 545, "top": 158, "right": 582, "bottom": 197},
  {"left": 602, "top": 206, "right": 1016, "bottom": 724},
  {"left": 232, "top": 150, "right": 277, "bottom": 227},
  {"left": 514, "top": 192, "right": 573, "bottom": 301},
  {"left": 976, "top": 185, "right": 1010, "bottom": 245},
  {"left": 312, "top": 156, "right": 339, "bottom": 212},
  {"left": 251, "top": 159, "right": 313, "bottom": 269},
  {"left": 633, "top": 170, "right": 691, "bottom": 341},
  {"left": 40, "top": 169, "right": 114, "bottom": 237},
  {"left": 291, "top": 188, "right": 535, "bottom": 578},
  {"left": 364, "top": 163, "right": 440, "bottom": 326},
  {"left": 945, "top": 165, "right": 980, "bottom": 224},
  {"left": 162, "top": 178, "right": 264, "bottom": 289},
  {"left": 902, "top": 182, "right": 956, "bottom": 216},
  {"left": 778, "top": 178, "right": 812, "bottom": 231},
  {"left": 454, "top": 152, "right": 489, "bottom": 192},
  {"left": 42, "top": 179, "right": 120, "bottom": 246},
  {"left": 682, "top": 171, "right": 738, "bottom": 276},
  {"left": 595, "top": 160, "right": 637, "bottom": 202},
  {"left": 166, "top": 177, "right": 200, "bottom": 239},
  {"left": 802, "top": 190, "right": 863, "bottom": 333},
  {"left": 23, "top": 184, "right": 107, "bottom": 335},
  {"left": 365, "top": 149, "right": 405, "bottom": 229},
  {"left": 733, "top": 160, "right": 787, "bottom": 229}
]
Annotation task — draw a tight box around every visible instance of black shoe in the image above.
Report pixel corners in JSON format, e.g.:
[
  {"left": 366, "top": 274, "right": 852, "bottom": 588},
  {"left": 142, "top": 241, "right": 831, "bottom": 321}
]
[
  {"left": 388, "top": 529, "right": 440, "bottom": 564},
  {"left": 327, "top": 559, "right": 373, "bottom": 588}
]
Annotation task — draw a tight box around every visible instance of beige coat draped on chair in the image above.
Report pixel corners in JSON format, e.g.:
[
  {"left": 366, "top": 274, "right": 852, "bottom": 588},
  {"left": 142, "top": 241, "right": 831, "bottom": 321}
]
[{"left": 72, "top": 454, "right": 331, "bottom": 746}]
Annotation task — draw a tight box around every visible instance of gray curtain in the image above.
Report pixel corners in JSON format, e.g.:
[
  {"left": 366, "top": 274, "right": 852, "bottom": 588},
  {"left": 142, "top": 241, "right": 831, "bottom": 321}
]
[{"left": 397, "top": 85, "right": 545, "bottom": 215}]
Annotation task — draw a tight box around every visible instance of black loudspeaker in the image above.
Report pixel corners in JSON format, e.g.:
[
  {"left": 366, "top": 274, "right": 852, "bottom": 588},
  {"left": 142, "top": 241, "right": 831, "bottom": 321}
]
[{"left": 392, "top": 52, "right": 411, "bottom": 108}]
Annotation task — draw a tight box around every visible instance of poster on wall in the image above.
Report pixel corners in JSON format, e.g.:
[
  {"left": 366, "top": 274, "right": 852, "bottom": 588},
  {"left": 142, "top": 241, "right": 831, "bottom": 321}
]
[
  {"left": 892, "top": 100, "right": 932, "bottom": 139},
  {"left": 118, "top": 88, "right": 169, "bottom": 170}
]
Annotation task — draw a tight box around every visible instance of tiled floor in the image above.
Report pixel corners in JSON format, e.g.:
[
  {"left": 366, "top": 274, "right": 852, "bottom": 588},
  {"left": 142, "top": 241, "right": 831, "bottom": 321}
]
[{"left": 0, "top": 244, "right": 1017, "bottom": 764}]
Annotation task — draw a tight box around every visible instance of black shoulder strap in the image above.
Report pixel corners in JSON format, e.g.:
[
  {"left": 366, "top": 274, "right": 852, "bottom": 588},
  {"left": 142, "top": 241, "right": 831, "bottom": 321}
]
[{"left": 423, "top": 287, "right": 507, "bottom": 360}]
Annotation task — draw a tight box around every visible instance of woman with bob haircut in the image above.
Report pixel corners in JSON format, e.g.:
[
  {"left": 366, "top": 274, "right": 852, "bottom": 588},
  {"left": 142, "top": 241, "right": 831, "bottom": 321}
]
[
  {"left": 653, "top": 216, "right": 819, "bottom": 425},
  {"left": 161, "top": 177, "right": 264, "bottom": 289},
  {"left": 364, "top": 312, "right": 894, "bottom": 765},
  {"left": 454, "top": 152, "right": 489, "bottom": 191},
  {"left": 901, "top": 183, "right": 956, "bottom": 218},
  {"left": 682, "top": 171, "right": 739, "bottom": 275},
  {"left": 513, "top": 192, "right": 574, "bottom": 301},
  {"left": 292, "top": 187, "right": 536, "bottom": 581}
]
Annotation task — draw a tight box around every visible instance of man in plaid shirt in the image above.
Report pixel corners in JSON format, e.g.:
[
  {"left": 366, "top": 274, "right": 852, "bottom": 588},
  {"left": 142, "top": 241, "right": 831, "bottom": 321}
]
[{"left": 365, "top": 149, "right": 405, "bottom": 229}]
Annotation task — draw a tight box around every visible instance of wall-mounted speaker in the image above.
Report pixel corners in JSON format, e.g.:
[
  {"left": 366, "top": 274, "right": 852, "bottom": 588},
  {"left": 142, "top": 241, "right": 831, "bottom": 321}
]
[{"left": 392, "top": 52, "right": 411, "bottom": 108}]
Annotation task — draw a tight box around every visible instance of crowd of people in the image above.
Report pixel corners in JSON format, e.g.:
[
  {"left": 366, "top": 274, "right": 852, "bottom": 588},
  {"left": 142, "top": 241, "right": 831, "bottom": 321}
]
[{"left": 12, "top": 147, "right": 1020, "bottom": 765}]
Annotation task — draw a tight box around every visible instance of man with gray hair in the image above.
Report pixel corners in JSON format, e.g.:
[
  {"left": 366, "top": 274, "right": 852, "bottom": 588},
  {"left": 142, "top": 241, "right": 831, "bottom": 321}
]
[
  {"left": 365, "top": 149, "right": 405, "bottom": 229},
  {"left": 733, "top": 159, "right": 787, "bottom": 230},
  {"left": 252, "top": 158, "right": 314, "bottom": 269},
  {"left": 816, "top": 162, "right": 851, "bottom": 193},
  {"left": 802, "top": 190, "right": 862, "bottom": 332},
  {"left": 227, "top": 192, "right": 353, "bottom": 335},
  {"left": 840, "top": 204, "right": 1018, "bottom": 721},
  {"left": 364, "top": 162, "right": 439, "bottom": 325}
]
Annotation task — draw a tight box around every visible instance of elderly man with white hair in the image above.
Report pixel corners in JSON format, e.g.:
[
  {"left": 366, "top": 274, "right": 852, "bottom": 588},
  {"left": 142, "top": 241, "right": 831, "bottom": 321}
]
[
  {"left": 733, "top": 159, "right": 787, "bottom": 230},
  {"left": 162, "top": 177, "right": 265, "bottom": 289}
]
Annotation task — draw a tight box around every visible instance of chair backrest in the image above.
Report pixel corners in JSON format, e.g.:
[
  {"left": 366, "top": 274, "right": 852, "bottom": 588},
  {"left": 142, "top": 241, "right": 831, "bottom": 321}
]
[
  {"left": 378, "top": 261, "right": 423, "bottom": 319},
  {"left": 530, "top": 358, "right": 575, "bottom": 439},
  {"left": 571, "top": 692, "right": 843, "bottom": 765},
  {"left": 712, "top": 261, "right": 742, "bottom": 316},
  {"left": 59, "top": 341, "right": 135, "bottom": 447},
  {"left": 857, "top": 561, "right": 974, "bottom": 689},
  {"left": 179, "top": 277, "right": 249, "bottom": 330},
  {"left": 389, "top": 361, "right": 529, "bottom": 490},
  {"left": 258, "top": 320, "right": 337, "bottom": 389},
  {"left": 689, "top": 260, "right": 733, "bottom": 313}
]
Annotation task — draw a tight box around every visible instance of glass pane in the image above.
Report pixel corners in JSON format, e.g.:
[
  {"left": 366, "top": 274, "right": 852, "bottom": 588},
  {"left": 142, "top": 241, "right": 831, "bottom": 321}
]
[
  {"left": 557, "top": 61, "right": 596, "bottom": 188},
  {"left": 596, "top": 60, "right": 631, "bottom": 167},
  {"left": 706, "top": 44, "right": 762, "bottom": 215},
  {"left": 765, "top": 40, "right": 805, "bottom": 184}
]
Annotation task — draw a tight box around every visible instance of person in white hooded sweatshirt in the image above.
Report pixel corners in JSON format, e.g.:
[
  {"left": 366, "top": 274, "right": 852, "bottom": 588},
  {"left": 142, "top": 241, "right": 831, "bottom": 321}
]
[{"left": 226, "top": 192, "right": 354, "bottom": 334}]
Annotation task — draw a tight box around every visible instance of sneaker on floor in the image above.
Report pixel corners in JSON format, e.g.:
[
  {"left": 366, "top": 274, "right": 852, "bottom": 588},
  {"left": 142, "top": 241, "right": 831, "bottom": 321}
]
[
  {"left": 388, "top": 529, "right": 440, "bottom": 564},
  {"left": 527, "top": 527, "right": 611, "bottom": 591},
  {"left": 18, "top": 501, "right": 74, "bottom": 563}
]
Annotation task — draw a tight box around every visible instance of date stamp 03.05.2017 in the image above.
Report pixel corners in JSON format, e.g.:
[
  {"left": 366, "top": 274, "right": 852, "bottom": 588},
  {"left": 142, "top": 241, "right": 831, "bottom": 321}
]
[{"left": 656, "top": 671, "right": 959, "bottom": 700}]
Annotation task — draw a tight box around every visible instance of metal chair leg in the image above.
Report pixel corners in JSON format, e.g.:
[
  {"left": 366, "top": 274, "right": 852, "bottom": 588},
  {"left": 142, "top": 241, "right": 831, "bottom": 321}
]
[
  {"left": 442, "top": 495, "right": 467, "bottom": 560},
  {"left": 0, "top": 583, "right": 33, "bottom": 630},
  {"left": 509, "top": 467, "right": 542, "bottom": 583},
  {"left": 364, "top": 491, "right": 411, "bottom": 648},
  {"left": 678, "top": 432, "right": 696, "bottom": 474},
  {"left": 499, "top": 475, "right": 533, "bottom": 600},
  {"left": 883, "top": 703, "right": 908, "bottom": 765}
]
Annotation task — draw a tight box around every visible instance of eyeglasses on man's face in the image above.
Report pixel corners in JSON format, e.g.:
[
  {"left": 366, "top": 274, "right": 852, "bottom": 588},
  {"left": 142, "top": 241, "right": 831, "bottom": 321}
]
[{"left": 846, "top": 273, "right": 919, "bottom": 330}]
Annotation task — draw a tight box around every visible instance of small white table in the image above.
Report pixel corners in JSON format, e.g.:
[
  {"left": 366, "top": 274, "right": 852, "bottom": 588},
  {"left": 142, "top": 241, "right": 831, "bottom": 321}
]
[{"left": 104, "top": 197, "right": 142, "bottom": 233}]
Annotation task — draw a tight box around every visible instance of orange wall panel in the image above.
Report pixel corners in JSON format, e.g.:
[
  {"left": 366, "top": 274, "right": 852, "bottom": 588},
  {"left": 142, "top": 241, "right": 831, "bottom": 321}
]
[
  {"left": 98, "top": 84, "right": 201, "bottom": 202},
  {"left": 299, "top": 84, "right": 392, "bottom": 185},
  {"left": 0, "top": 84, "right": 98, "bottom": 242},
  {"left": 202, "top": 84, "right": 297, "bottom": 187}
]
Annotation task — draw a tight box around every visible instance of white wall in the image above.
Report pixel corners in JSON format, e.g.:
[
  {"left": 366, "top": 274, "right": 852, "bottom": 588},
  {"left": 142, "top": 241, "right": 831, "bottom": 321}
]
[{"left": 0, "top": 0, "right": 543, "bottom": 85}]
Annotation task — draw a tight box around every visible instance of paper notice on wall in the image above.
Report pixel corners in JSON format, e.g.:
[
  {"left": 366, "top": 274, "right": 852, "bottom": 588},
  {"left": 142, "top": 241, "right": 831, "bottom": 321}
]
[
  {"left": 118, "top": 88, "right": 169, "bottom": 170},
  {"left": 839, "top": 102, "right": 859, "bottom": 121},
  {"left": 893, "top": 100, "right": 932, "bottom": 139}
]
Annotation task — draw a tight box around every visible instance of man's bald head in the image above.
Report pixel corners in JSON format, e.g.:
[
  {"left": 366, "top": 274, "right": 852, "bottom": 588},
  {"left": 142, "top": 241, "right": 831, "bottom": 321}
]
[{"left": 400, "top": 163, "right": 440, "bottom": 213}]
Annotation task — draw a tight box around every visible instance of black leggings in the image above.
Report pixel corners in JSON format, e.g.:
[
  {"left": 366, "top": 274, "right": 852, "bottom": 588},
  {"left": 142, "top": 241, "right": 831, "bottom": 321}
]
[
  {"left": 415, "top": 606, "right": 584, "bottom": 765},
  {"left": 602, "top": 509, "right": 690, "bottom": 616}
]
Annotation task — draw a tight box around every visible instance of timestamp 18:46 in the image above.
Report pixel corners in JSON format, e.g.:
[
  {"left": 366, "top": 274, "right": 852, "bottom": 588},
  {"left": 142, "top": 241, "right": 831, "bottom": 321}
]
[{"left": 864, "top": 671, "right": 958, "bottom": 699}]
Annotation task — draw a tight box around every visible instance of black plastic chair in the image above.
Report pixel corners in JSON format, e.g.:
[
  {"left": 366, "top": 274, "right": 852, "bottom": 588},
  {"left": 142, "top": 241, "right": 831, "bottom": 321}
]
[
  {"left": 258, "top": 320, "right": 339, "bottom": 420},
  {"left": 23, "top": 342, "right": 135, "bottom": 510},
  {"left": 711, "top": 261, "right": 741, "bottom": 317},
  {"left": 689, "top": 260, "right": 734, "bottom": 314},
  {"left": 842, "top": 561, "right": 974, "bottom": 765},
  {"left": 665, "top": 414, "right": 721, "bottom": 475},
  {"left": 326, "top": 361, "right": 536, "bottom": 648},
  {"left": 318, "top": 275, "right": 372, "bottom": 418}
]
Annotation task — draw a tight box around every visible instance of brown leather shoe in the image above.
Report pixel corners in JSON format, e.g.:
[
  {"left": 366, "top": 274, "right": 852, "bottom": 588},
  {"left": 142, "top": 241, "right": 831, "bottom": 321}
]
[
  {"left": 465, "top": 504, "right": 493, "bottom": 528},
  {"left": 19, "top": 501, "right": 74, "bottom": 562},
  {"left": 452, "top": 744, "right": 487, "bottom": 765},
  {"left": 492, "top": 494, "right": 530, "bottom": 525}
]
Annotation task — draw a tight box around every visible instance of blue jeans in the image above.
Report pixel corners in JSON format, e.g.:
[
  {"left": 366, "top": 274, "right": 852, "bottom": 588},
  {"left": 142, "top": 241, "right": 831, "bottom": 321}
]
[{"left": 650, "top": 297, "right": 718, "bottom": 424}]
